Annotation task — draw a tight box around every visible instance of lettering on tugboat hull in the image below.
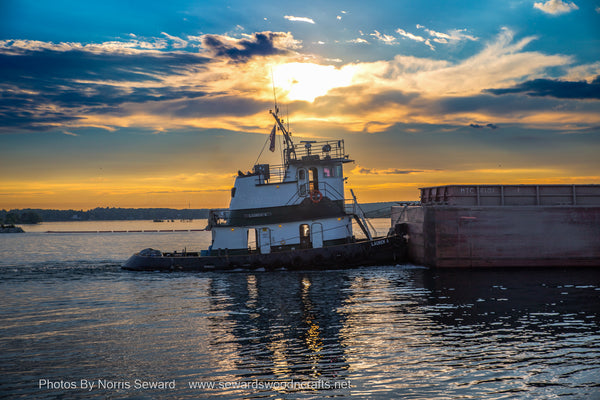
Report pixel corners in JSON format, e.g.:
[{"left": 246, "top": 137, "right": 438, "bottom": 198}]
[
  {"left": 371, "top": 238, "right": 388, "bottom": 247},
  {"left": 244, "top": 212, "right": 273, "bottom": 218}
]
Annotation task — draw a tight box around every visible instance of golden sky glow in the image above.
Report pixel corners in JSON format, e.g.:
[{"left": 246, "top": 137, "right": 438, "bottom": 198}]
[{"left": 1, "top": 2, "right": 599, "bottom": 210}]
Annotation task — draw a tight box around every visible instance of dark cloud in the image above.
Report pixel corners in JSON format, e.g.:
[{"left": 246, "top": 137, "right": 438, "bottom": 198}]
[
  {"left": 315, "top": 85, "right": 587, "bottom": 124},
  {"left": 485, "top": 76, "right": 600, "bottom": 99},
  {"left": 147, "top": 96, "right": 270, "bottom": 118},
  {"left": 425, "top": 91, "right": 600, "bottom": 119},
  {"left": 0, "top": 47, "right": 210, "bottom": 131},
  {"left": 0, "top": 48, "right": 208, "bottom": 83},
  {"left": 470, "top": 123, "right": 498, "bottom": 129},
  {"left": 201, "top": 32, "right": 292, "bottom": 61},
  {"left": 311, "top": 86, "right": 418, "bottom": 116},
  {"left": 0, "top": 107, "right": 83, "bottom": 131}
]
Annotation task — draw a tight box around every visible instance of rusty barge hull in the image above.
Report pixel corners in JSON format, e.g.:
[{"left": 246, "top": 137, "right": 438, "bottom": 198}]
[{"left": 393, "top": 185, "right": 600, "bottom": 268}]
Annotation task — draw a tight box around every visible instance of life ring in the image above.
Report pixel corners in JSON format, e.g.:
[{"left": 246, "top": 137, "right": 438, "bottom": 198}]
[{"left": 310, "top": 190, "right": 323, "bottom": 203}]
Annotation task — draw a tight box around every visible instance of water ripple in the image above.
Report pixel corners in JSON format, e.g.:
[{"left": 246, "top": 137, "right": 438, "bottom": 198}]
[{"left": 0, "top": 256, "right": 599, "bottom": 398}]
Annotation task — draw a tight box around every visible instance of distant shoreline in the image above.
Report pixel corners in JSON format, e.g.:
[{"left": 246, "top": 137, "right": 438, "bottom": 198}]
[{"left": 2, "top": 202, "right": 417, "bottom": 222}]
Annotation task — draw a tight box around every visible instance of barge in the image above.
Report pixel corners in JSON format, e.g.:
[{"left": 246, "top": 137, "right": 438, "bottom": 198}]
[
  {"left": 393, "top": 184, "right": 600, "bottom": 268},
  {"left": 124, "top": 107, "right": 407, "bottom": 272}
]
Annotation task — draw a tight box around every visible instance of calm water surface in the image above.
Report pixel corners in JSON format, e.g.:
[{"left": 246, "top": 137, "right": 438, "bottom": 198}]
[{"left": 1, "top": 220, "right": 599, "bottom": 399}]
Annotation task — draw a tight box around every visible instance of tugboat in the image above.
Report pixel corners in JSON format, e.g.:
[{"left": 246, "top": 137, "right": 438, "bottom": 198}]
[{"left": 123, "top": 107, "right": 407, "bottom": 271}]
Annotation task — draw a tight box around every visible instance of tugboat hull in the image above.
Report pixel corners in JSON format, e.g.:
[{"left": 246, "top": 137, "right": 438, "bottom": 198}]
[{"left": 123, "top": 235, "right": 407, "bottom": 272}]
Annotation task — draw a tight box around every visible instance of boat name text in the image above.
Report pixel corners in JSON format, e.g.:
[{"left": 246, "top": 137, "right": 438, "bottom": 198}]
[
  {"left": 244, "top": 212, "right": 273, "bottom": 218},
  {"left": 370, "top": 239, "right": 388, "bottom": 247}
]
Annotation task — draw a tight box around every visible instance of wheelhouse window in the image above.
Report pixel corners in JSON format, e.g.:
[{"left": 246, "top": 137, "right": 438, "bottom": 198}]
[{"left": 323, "top": 166, "right": 333, "bottom": 177}]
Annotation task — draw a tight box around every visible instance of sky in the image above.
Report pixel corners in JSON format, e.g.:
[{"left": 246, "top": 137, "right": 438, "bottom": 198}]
[{"left": 1, "top": 0, "right": 599, "bottom": 210}]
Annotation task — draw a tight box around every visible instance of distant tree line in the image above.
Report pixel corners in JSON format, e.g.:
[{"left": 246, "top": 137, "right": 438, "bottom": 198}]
[
  {"left": 2, "top": 211, "right": 43, "bottom": 224},
  {"left": 1, "top": 202, "right": 414, "bottom": 224},
  {"left": 0, "top": 207, "right": 210, "bottom": 223}
]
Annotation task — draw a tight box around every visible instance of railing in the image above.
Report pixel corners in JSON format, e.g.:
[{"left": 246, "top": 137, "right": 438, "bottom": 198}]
[
  {"left": 287, "top": 140, "right": 348, "bottom": 164},
  {"left": 285, "top": 181, "right": 345, "bottom": 205},
  {"left": 247, "top": 163, "right": 288, "bottom": 184},
  {"left": 344, "top": 199, "right": 358, "bottom": 215},
  {"left": 420, "top": 184, "right": 600, "bottom": 206}
]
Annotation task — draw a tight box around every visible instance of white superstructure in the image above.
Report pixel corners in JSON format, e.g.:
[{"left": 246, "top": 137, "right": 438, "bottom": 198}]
[{"left": 207, "top": 108, "right": 360, "bottom": 255}]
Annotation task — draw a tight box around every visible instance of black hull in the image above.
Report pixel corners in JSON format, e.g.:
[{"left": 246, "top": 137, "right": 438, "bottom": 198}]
[{"left": 123, "top": 235, "right": 407, "bottom": 272}]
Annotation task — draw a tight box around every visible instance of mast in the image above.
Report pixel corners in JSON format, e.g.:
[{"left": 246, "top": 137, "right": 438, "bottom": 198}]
[
  {"left": 269, "top": 70, "right": 295, "bottom": 166},
  {"left": 270, "top": 107, "right": 295, "bottom": 165}
]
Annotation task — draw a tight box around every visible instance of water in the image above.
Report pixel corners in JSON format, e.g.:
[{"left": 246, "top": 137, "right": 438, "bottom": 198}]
[{"left": 1, "top": 220, "right": 599, "bottom": 399}]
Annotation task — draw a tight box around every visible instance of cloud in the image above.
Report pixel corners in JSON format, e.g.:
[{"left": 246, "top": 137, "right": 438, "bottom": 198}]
[
  {"left": 331, "top": 28, "right": 570, "bottom": 105},
  {"left": 0, "top": 40, "right": 212, "bottom": 131},
  {"left": 0, "top": 38, "right": 170, "bottom": 54},
  {"left": 268, "top": 28, "right": 596, "bottom": 132},
  {"left": 369, "top": 25, "right": 477, "bottom": 51},
  {"left": 284, "top": 15, "right": 315, "bottom": 24},
  {"left": 1, "top": 27, "right": 597, "bottom": 136},
  {"left": 201, "top": 31, "right": 299, "bottom": 61},
  {"left": 303, "top": 28, "right": 600, "bottom": 132},
  {"left": 370, "top": 30, "right": 397, "bottom": 45},
  {"left": 563, "top": 62, "right": 600, "bottom": 81},
  {"left": 416, "top": 25, "right": 478, "bottom": 44},
  {"left": 353, "top": 166, "right": 427, "bottom": 175},
  {"left": 469, "top": 123, "right": 498, "bottom": 129},
  {"left": 396, "top": 28, "right": 434, "bottom": 50},
  {"left": 128, "top": 95, "right": 269, "bottom": 119},
  {"left": 0, "top": 42, "right": 213, "bottom": 129},
  {"left": 161, "top": 32, "right": 188, "bottom": 49},
  {"left": 534, "top": 0, "right": 579, "bottom": 15},
  {"left": 408, "top": 28, "right": 571, "bottom": 96},
  {"left": 0, "top": 31, "right": 309, "bottom": 133},
  {"left": 396, "top": 29, "right": 426, "bottom": 43},
  {"left": 485, "top": 76, "right": 600, "bottom": 99},
  {"left": 0, "top": 34, "right": 205, "bottom": 54}
]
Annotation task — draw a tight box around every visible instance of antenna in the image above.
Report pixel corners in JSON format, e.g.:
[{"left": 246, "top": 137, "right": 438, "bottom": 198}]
[
  {"left": 271, "top": 68, "right": 278, "bottom": 114},
  {"left": 269, "top": 68, "right": 295, "bottom": 165},
  {"left": 286, "top": 104, "right": 290, "bottom": 134}
]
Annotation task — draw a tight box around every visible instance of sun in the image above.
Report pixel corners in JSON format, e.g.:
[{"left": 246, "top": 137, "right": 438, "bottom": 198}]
[{"left": 272, "top": 62, "right": 356, "bottom": 102}]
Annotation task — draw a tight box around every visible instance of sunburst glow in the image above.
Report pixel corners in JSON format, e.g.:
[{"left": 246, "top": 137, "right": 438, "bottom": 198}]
[{"left": 272, "top": 62, "right": 356, "bottom": 102}]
